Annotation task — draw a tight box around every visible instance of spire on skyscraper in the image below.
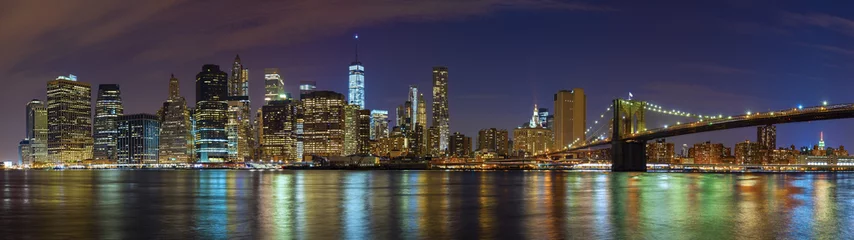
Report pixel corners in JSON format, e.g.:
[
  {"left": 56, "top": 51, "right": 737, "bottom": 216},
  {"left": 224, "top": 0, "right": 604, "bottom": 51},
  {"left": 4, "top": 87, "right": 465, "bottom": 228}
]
[{"left": 353, "top": 34, "right": 360, "bottom": 64}]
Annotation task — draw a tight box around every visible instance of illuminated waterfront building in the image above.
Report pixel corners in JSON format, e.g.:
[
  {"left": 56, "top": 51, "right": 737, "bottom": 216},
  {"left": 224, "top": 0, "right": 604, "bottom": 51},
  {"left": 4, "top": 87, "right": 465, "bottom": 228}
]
[
  {"left": 25, "top": 99, "right": 48, "bottom": 164},
  {"left": 117, "top": 114, "right": 160, "bottom": 164},
  {"left": 158, "top": 75, "right": 193, "bottom": 163},
  {"left": 226, "top": 55, "right": 253, "bottom": 162},
  {"left": 477, "top": 128, "right": 509, "bottom": 157},
  {"left": 47, "top": 74, "right": 93, "bottom": 163},
  {"left": 348, "top": 35, "right": 365, "bottom": 109},
  {"left": 369, "top": 110, "right": 389, "bottom": 140},
  {"left": 432, "top": 66, "right": 450, "bottom": 155},
  {"left": 93, "top": 84, "right": 123, "bottom": 161},
  {"left": 690, "top": 141, "right": 727, "bottom": 164},
  {"left": 756, "top": 125, "right": 776, "bottom": 150},
  {"left": 646, "top": 139, "right": 675, "bottom": 164},
  {"left": 449, "top": 132, "right": 472, "bottom": 158},
  {"left": 344, "top": 105, "right": 360, "bottom": 155},
  {"left": 371, "top": 133, "right": 407, "bottom": 158},
  {"left": 261, "top": 100, "right": 297, "bottom": 162},
  {"left": 264, "top": 68, "right": 286, "bottom": 104},
  {"left": 195, "top": 64, "right": 229, "bottom": 162},
  {"left": 301, "top": 91, "right": 346, "bottom": 157},
  {"left": 513, "top": 126, "right": 554, "bottom": 157},
  {"left": 554, "top": 88, "right": 586, "bottom": 148},
  {"left": 18, "top": 140, "right": 33, "bottom": 166}
]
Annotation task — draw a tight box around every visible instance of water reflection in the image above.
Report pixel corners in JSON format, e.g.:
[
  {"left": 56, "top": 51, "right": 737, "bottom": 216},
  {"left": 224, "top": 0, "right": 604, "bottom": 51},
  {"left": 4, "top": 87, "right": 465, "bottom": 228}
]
[{"left": 1, "top": 171, "right": 853, "bottom": 239}]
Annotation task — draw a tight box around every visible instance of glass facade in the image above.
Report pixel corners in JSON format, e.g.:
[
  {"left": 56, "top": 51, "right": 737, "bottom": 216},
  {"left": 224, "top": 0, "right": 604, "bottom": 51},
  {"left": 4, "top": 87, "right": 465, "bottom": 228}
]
[
  {"left": 432, "top": 66, "right": 450, "bottom": 155},
  {"left": 195, "top": 65, "right": 229, "bottom": 162},
  {"left": 47, "top": 75, "right": 92, "bottom": 163},
  {"left": 117, "top": 114, "right": 160, "bottom": 164},
  {"left": 93, "top": 84, "right": 123, "bottom": 161}
]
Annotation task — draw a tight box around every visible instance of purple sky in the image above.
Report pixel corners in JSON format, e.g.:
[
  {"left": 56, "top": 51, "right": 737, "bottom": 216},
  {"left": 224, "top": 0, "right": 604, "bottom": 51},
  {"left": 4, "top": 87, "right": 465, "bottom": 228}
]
[{"left": 3, "top": 0, "right": 854, "bottom": 160}]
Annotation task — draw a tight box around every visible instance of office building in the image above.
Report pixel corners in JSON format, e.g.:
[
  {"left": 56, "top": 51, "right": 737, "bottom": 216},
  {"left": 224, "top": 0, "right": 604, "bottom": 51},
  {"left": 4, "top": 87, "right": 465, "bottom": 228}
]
[
  {"left": 348, "top": 35, "right": 365, "bottom": 109},
  {"left": 93, "top": 84, "right": 123, "bottom": 161},
  {"left": 47, "top": 74, "right": 93, "bottom": 163},
  {"left": 344, "top": 105, "right": 372, "bottom": 155},
  {"left": 225, "top": 55, "right": 253, "bottom": 162},
  {"left": 25, "top": 99, "right": 48, "bottom": 164},
  {"left": 159, "top": 74, "right": 193, "bottom": 163},
  {"left": 513, "top": 126, "right": 554, "bottom": 157},
  {"left": 757, "top": 125, "right": 776, "bottom": 150},
  {"left": 449, "top": 132, "right": 472, "bottom": 158},
  {"left": 735, "top": 140, "right": 762, "bottom": 165},
  {"left": 301, "top": 91, "right": 346, "bottom": 157},
  {"left": 195, "top": 64, "right": 229, "bottom": 162},
  {"left": 370, "top": 110, "right": 389, "bottom": 140},
  {"left": 646, "top": 139, "right": 675, "bottom": 164},
  {"left": 117, "top": 114, "right": 160, "bottom": 164},
  {"left": 432, "top": 66, "right": 450, "bottom": 155},
  {"left": 264, "top": 68, "right": 286, "bottom": 104},
  {"left": 477, "top": 128, "right": 509, "bottom": 156},
  {"left": 554, "top": 88, "right": 586, "bottom": 149},
  {"left": 261, "top": 100, "right": 297, "bottom": 162},
  {"left": 18, "top": 140, "right": 33, "bottom": 166},
  {"left": 299, "top": 80, "right": 317, "bottom": 99}
]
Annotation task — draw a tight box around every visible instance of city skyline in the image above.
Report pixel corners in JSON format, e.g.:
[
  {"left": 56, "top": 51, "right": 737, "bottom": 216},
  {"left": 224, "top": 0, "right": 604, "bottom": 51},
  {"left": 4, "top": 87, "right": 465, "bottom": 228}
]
[{"left": 4, "top": 1, "right": 854, "bottom": 160}]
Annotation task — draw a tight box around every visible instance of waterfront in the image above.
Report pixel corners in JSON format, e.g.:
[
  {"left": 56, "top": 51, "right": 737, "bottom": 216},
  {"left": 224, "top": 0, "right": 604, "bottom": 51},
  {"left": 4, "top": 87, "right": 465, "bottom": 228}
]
[{"left": 1, "top": 170, "right": 853, "bottom": 239}]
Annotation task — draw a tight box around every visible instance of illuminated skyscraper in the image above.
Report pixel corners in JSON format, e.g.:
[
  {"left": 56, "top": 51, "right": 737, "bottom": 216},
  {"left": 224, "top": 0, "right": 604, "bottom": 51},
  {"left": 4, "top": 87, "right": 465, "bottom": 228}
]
[
  {"left": 93, "top": 84, "right": 123, "bottom": 161},
  {"left": 47, "top": 74, "right": 93, "bottom": 163},
  {"left": 819, "top": 132, "right": 826, "bottom": 150},
  {"left": 369, "top": 110, "right": 389, "bottom": 140},
  {"left": 513, "top": 126, "right": 554, "bottom": 157},
  {"left": 117, "top": 114, "right": 160, "bottom": 164},
  {"left": 432, "top": 66, "right": 450, "bottom": 155},
  {"left": 261, "top": 100, "right": 297, "bottom": 162},
  {"left": 735, "top": 140, "right": 761, "bottom": 165},
  {"left": 159, "top": 74, "right": 193, "bottom": 163},
  {"left": 227, "top": 55, "right": 253, "bottom": 162},
  {"left": 554, "top": 88, "right": 586, "bottom": 149},
  {"left": 301, "top": 91, "right": 346, "bottom": 157},
  {"left": 348, "top": 35, "right": 365, "bottom": 109},
  {"left": 449, "top": 132, "right": 472, "bottom": 158},
  {"left": 299, "top": 80, "right": 317, "bottom": 99},
  {"left": 343, "top": 105, "right": 371, "bottom": 155},
  {"left": 756, "top": 125, "right": 776, "bottom": 150},
  {"left": 264, "top": 68, "right": 286, "bottom": 104},
  {"left": 195, "top": 64, "right": 229, "bottom": 162},
  {"left": 25, "top": 99, "right": 47, "bottom": 164}
]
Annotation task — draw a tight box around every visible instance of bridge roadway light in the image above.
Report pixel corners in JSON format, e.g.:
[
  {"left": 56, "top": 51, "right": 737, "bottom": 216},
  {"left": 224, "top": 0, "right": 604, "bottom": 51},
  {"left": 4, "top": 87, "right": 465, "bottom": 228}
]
[{"left": 823, "top": 101, "right": 828, "bottom": 106}]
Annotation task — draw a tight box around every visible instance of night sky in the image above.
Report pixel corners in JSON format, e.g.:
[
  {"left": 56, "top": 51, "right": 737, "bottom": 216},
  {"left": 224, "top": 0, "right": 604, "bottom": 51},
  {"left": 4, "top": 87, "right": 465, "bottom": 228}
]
[{"left": 3, "top": 0, "right": 854, "bottom": 161}]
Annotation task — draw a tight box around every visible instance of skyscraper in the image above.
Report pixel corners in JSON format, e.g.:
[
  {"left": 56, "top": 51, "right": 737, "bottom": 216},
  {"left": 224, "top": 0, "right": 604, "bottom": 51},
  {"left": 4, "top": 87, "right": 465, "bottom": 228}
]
[
  {"left": 554, "top": 88, "right": 586, "bottom": 149},
  {"left": 449, "top": 132, "right": 472, "bottom": 158},
  {"left": 25, "top": 99, "right": 47, "bottom": 164},
  {"left": 93, "top": 84, "right": 123, "bottom": 161},
  {"left": 227, "top": 55, "right": 253, "bottom": 162},
  {"left": 47, "top": 74, "right": 92, "bottom": 163},
  {"left": 195, "top": 64, "right": 229, "bottom": 162},
  {"left": 370, "top": 110, "right": 389, "bottom": 140},
  {"left": 477, "top": 128, "right": 509, "bottom": 156},
  {"left": 818, "top": 132, "right": 826, "bottom": 150},
  {"left": 301, "top": 91, "right": 346, "bottom": 157},
  {"left": 757, "top": 125, "right": 776, "bottom": 150},
  {"left": 431, "top": 66, "right": 450, "bottom": 155},
  {"left": 117, "top": 114, "right": 160, "bottom": 164},
  {"left": 264, "top": 68, "right": 286, "bottom": 104},
  {"left": 299, "top": 80, "right": 317, "bottom": 99},
  {"left": 348, "top": 35, "right": 366, "bottom": 109},
  {"left": 261, "top": 100, "right": 298, "bottom": 162},
  {"left": 159, "top": 74, "right": 193, "bottom": 163},
  {"left": 343, "top": 106, "right": 372, "bottom": 155},
  {"left": 513, "top": 126, "right": 554, "bottom": 157}
]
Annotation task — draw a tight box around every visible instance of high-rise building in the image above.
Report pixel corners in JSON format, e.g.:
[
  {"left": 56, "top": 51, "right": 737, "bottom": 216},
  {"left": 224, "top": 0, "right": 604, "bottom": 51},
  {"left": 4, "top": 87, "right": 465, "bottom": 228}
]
[
  {"left": 261, "top": 100, "right": 297, "bottom": 162},
  {"left": 554, "top": 88, "right": 586, "bottom": 149},
  {"left": 159, "top": 74, "right": 193, "bottom": 163},
  {"left": 226, "top": 55, "right": 253, "bottom": 162},
  {"left": 691, "top": 141, "right": 726, "bottom": 164},
  {"left": 117, "top": 114, "right": 160, "bottom": 164},
  {"left": 299, "top": 80, "right": 317, "bottom": 99},
  {"left": 344, "top": 104, "right": 361, "bottom": 156},
  {"left": 431, "top": 66, "right": 450, "bottom": 155},
  {"left": 538, "top": 107, "right": 553, "bottom": 129},
  {"left": 229, "top": 55, "right": 249, "bottom": 96},
  {"left": 477, "top": 128, "right": 509, "bottom": 156},
  {"left": 18, "top": 139, "right": 33, "bottom": 166},
  {"left": 818, "top": 132, "right": 826, "bottom": 150},
  {"left": 513, "top": 126, "right": 554, "bottom": 157},
  {"left": 757, "top": 125, "right": 776, "bottom": 150},
  {"left": 358, "top": 109, "right": 371, "bottom": 155},
  {"left": 25, "top": 99, "right": 48, "bottom": 164},
  {"left": 302, "top": 91, "right": 346, "bottom": 157},
  {"left": 369, "top": 110, "right": 389, "bottom": 140},
  {"left": 735, "top": 140, "right": 762, "bottom": 165},
  {"left": 348, "top": 35, "right": 366, "bottom": 109},
  {"left": 646, "top": 139, "right": 675, "bottom": 164},
  {"left": 93, "top": 84, "right": 123, "bottom": 161},
  {"left": 47, "top": 74, "right": 92, "bottom": 163},
  {"left": 449, "top": 132, "right": 472, "bottom": 158},
  {"left": 264, "top": 68, "right": 286, "bottom": 104},
  {"left": 195, "top": 64, "right": 229, "bottom": 162}
]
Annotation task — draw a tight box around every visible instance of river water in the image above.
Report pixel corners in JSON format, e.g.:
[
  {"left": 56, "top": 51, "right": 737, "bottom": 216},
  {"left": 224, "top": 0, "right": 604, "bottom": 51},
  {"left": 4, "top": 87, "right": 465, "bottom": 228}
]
[{"left": 1, "top": 170, "right": 852, "bottom": 239}]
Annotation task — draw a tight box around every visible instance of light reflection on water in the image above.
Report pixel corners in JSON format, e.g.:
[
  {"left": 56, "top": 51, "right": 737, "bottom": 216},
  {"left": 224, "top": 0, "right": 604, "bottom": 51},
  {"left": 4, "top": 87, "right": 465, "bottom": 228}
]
[{"left": 0, "top": 170, "right": 853, "bottom": 239}]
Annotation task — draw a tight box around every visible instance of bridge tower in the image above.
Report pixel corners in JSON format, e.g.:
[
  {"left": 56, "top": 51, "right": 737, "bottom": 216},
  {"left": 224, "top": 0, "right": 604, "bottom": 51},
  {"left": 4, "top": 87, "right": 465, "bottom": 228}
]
[{"left": 611, "top": 99, "right": 647, "bottom": 172}]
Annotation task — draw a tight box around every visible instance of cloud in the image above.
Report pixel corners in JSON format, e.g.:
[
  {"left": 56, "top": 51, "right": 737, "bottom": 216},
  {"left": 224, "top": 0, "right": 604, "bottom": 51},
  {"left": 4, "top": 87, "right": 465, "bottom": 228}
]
[
  {"left": 679, "top": 63, "right": 756, "bottom": 74},
  {"left": 781, "top": 12, "right": 854, "bottom": 37},
  {"left": 0, "top": 0, "right": 612, "bottom": 73}
]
